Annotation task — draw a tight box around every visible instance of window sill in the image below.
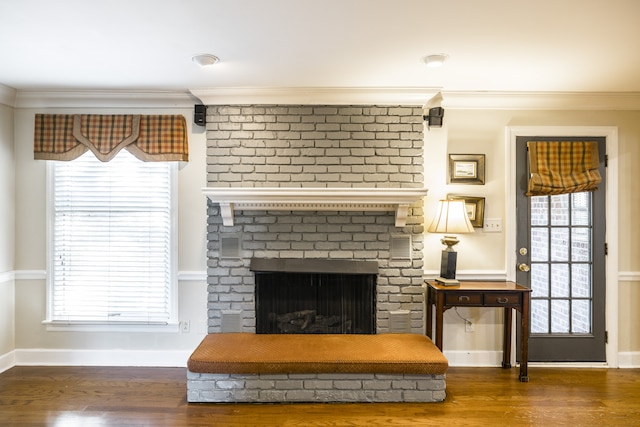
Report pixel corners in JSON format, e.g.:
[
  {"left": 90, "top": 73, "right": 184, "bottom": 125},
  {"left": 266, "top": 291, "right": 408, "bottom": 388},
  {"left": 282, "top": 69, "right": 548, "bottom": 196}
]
[{"left": 42, "top": 321, "right": 180, "bottom": 333}]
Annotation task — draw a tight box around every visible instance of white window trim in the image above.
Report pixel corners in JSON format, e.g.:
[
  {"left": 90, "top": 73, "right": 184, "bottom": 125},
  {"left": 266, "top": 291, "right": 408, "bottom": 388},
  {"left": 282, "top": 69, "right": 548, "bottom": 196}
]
[{"left": 44, "top": 156, "right": 179, "bottom": 332}]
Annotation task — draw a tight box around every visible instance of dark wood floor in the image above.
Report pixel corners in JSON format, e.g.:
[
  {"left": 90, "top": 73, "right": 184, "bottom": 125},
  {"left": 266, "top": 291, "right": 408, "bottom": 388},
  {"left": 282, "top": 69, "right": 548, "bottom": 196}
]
[{"left": 0, "top": 365, "right": 638, "bottom": 426}]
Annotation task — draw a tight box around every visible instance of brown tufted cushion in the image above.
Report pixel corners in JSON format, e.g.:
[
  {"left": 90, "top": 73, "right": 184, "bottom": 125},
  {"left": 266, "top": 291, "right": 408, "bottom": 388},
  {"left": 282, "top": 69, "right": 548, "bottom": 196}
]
[{"left": 187, "top": 333, "right": 448, "bottom": 375}]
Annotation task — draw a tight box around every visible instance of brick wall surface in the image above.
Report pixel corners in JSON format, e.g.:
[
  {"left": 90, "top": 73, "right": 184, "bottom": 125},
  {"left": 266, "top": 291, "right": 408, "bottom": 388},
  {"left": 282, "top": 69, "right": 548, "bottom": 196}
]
[
  {"left": 187, "top": 371, "right": 446, "bottom": 403},
  {"left": 205, "top": 105, "right": 426, "bottom": 334},
  {"left": 205, "top": 105, "right": 424, "bottom": 188}
]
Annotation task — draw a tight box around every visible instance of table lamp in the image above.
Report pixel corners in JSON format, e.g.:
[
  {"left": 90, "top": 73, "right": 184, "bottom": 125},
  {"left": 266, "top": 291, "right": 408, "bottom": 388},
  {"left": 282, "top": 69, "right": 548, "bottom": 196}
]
[{"left": 427, "top": 199, "right": 475, "bottom": 285}]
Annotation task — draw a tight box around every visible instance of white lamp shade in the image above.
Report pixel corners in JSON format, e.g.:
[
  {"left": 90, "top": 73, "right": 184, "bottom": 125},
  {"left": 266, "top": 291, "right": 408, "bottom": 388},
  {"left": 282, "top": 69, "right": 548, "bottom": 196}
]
[{"left": 427, "top": 199, "right": 475, "bottom": 234}]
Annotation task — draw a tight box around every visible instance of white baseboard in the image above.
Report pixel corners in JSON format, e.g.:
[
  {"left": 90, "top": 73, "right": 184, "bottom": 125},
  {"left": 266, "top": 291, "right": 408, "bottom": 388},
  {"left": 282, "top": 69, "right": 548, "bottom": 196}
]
[
  {"left": 4, "top": 349, "right": 639, "bottom": 370},
  {"left": 444, "top": 350, "right": 504, "bottom": 367},
  {"left": 0, "top": 351, "right": 15, "bottom": 373},
  {"left": 14, "top": 349, "right": 192, "bottom": 368},
  {"left": 443, "top": 350, "right": 640, "bottom": 369},
  {"left": 618, "top": 352, "right": 640, "bottom": 368}
]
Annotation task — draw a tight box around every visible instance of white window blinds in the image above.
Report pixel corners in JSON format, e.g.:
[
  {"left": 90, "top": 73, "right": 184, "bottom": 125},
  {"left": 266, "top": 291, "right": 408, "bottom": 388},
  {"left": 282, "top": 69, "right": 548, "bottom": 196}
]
[{"left": 48, "top": 150, "right": 176, "bottom": 324}]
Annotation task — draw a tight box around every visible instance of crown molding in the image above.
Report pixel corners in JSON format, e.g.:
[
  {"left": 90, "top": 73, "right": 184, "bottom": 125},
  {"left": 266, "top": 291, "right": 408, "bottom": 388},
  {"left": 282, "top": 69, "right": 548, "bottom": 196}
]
[
  {"left": 191, "top": 87, "right": 640, "bottom": 109},
  {"left": 0, "top": 84, "right": 17, "bottom": 107},
  {"left": 190, "top": 87, "right": 440, "bottom": 106},
  {"left": 14, "top": 90, "right": 200, "bottom": 109},
  {"left": 7, "top": 87, "right": 640, "bottom": 110},
  {"left": 441, "top": 91, "right": 640, "bottom": 110}
]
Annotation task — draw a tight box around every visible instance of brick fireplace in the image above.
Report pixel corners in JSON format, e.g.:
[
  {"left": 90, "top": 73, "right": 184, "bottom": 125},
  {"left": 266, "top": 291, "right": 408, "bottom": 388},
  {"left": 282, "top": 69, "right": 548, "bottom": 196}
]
[{"left": 204, "top": 105, "right": 426, "bottom": 334}]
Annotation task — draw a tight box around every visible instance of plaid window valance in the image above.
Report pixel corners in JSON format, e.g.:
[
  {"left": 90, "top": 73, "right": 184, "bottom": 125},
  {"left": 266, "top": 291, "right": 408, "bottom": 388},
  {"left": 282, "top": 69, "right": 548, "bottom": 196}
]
[
  {"left": 526, "top": 141, "right": 601, "bottom": 196},
  {"left": 34, "top": 114, "right": 188, "bottom": 162}
]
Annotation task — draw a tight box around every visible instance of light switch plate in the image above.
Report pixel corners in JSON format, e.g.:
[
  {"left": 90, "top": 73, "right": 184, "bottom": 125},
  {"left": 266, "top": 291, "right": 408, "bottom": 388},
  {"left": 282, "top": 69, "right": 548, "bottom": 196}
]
[{"left": 483, "top": 218, "right": 503, "bottom": 232}]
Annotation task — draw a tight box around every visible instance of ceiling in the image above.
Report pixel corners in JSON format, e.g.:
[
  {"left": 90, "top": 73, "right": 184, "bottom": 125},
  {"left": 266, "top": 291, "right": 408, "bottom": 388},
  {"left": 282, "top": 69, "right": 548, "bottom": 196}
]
[{"left": 1, "top": 0, "right": 640, "bottom": 96}]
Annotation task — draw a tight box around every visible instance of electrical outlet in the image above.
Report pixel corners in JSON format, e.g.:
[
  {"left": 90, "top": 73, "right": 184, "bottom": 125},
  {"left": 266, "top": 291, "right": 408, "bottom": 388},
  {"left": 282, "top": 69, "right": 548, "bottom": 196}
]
[
  {"left": 483, "top": 218, "right": 503, "bottom": 233},
  {"left": 465, "top": 321, "right": 475, "bottom": 333},
  {"left": 180, "top": 320, "right": 190, "bottom": 333}
]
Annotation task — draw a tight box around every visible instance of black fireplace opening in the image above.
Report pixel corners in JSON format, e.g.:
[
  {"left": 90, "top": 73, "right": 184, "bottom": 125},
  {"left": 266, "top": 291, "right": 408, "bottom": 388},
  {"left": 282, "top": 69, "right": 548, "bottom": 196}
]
[{"left": 252, "top": 259, "right": 377, "bottom": 334}]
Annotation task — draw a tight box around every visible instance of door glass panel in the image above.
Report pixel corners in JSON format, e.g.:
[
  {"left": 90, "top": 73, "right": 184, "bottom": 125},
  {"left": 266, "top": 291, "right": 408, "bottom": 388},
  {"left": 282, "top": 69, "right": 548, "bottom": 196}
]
[
  {"left": 530, "top": 263, "right": 549, "bottom": 297},
  {"left": 571, "top": 264, "right": 591, "bottom": 298},
  {"left": 572, "top": 300, "right": 591, "bottom": 333},
  {"left": 571, "top": 192, "right": 591, "bottom": 225},
  {"left": 551, "top": 227, "right": 569, "bottom": 261},
  {"left": 551, "top": 299, "right": 570, "bottom": 333},
  {"left": 551, "top": 264, "right": 570, "bottom": 297},
  {"left": 530, "top": 191, "right": 594, "bottom": 337},
  {"left": 571, "top": 228, "right": 591, "bottom": 261},
  {"left": 531, "top": 196, "right": 548, "bottom": 226},
  {"left": 531, "top": 300, "right": 549, "bottom": 333},
  {"left": 531, "top": 227, "right": 548, "bottom": 261},
  {"left": 551, "top": 194, "right": 569, "bottom": 225}
]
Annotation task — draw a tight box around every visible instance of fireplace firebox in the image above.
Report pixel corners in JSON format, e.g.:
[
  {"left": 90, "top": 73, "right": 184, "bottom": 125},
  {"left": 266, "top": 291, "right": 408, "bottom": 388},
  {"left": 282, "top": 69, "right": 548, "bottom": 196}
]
[{"left": 251, "top": 258, "right": 377, "bottom": 334}]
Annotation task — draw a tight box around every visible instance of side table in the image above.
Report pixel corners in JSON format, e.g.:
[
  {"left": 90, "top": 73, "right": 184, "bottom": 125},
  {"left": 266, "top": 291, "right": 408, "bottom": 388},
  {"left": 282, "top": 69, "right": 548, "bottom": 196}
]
[{"left": 425, "top": 280, "right": 531, "bottom": 382}]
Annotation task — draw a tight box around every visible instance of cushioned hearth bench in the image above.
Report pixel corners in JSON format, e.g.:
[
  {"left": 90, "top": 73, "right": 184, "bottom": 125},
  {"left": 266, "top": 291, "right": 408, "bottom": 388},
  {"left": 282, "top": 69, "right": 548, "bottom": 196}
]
[{"left": 187, "top": 333, "right": 448, "bottom": 403}]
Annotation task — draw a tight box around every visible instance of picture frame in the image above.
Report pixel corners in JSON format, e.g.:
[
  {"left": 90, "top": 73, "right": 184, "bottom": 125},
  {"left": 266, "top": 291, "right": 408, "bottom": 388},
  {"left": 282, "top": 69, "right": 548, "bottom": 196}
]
[
  {"left": 448, "top": 154, "right": 485, "bottom": 185},
  {"left": 446, "top": 195, "right": 486, "bottom": 228}
]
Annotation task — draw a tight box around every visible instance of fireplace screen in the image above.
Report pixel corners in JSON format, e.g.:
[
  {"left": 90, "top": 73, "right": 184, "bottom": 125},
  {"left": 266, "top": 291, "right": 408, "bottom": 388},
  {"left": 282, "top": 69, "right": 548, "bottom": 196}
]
[{"left": 255, "top": 271, "right": 376, "bottom": 334}]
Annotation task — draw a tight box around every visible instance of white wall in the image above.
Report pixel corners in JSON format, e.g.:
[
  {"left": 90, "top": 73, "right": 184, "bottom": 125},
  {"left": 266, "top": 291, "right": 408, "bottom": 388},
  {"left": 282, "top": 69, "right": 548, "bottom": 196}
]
[
  {"left": 0, "top": 103, "right": 14, "bottom": 273},
  {"left": 13, "top": 107, "right": 208, "bottom": 366},
  {"left": 425, "top": 108, "right": 640, "bottom": 365},
  {"left": 9, "top": 103, "right": 640, "bottom": 367},
  {"left": 0, "top": 102, "right": 16, "bottom": 369}
]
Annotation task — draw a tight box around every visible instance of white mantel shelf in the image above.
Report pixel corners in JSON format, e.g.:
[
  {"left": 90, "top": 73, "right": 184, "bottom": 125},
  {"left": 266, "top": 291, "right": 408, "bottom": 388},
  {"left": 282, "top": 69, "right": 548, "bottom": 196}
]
[{"left": 203, "top": 187, "right": 428, "bottom": 227}]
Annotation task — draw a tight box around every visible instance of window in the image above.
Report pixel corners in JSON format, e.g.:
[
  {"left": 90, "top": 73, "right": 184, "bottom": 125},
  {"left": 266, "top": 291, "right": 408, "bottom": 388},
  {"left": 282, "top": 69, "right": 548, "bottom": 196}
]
[{"left": 46, "top": 150, "right": 177, "bottom": 329}]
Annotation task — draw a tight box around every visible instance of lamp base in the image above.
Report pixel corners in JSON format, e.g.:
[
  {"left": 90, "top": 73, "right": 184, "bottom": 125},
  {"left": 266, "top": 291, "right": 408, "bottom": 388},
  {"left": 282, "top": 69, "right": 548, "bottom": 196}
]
[
  {"left": 439, "top": 250, "right": 458, "bottom": 280},
  {"left": 435, "top": 277, "right": 460, "bottom": 286}
]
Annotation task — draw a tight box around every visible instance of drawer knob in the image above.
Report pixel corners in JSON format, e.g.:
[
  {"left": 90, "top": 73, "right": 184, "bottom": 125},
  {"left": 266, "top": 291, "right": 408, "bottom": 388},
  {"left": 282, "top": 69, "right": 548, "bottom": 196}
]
[
  {"left": 497, "top": 297, "right": 509, "bottom": 304},
  {"left": 458, "top": 295, "right": 470, "bottom": 302}
]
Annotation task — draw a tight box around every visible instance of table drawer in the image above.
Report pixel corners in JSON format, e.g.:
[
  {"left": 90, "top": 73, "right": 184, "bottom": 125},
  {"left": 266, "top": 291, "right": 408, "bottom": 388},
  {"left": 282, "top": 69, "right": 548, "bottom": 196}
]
[
  {"left": 485, "top": 293, "right": 522, "bottom": 306},
  {"left": 445, "top": 293, "right": 483, "bottom": 305}
]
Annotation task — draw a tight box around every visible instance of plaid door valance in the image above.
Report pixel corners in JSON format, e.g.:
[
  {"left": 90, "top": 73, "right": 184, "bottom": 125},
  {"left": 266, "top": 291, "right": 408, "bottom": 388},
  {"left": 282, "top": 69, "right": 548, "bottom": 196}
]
[
  {"left": 526, "top": 141, "right": 601, "bottom": 196},
  {"left": 34, "top": 114, "right": 188, "bottom": 162}
]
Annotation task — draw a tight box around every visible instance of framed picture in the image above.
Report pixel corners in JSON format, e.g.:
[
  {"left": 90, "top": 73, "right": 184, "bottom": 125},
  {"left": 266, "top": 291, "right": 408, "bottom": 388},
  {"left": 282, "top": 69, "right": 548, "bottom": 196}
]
[
  {"left": 448, "top": 154, "right": 485, "bottom": 185},
  {"left": 447, "top": 195, "right": 485, "bottom": 228}
]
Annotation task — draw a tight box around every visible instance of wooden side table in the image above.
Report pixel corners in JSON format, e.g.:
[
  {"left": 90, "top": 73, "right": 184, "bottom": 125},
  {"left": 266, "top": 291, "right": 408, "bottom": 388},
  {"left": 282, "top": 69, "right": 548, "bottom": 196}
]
[{"left": 425, "top": 280, "right": 532, "bottom": 382}]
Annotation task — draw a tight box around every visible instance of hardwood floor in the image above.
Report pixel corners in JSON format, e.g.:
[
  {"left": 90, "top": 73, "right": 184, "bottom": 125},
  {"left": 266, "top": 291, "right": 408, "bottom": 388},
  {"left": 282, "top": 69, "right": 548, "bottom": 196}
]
[{"left": 0, "top": 366, "right": 638, "bottom": 426}]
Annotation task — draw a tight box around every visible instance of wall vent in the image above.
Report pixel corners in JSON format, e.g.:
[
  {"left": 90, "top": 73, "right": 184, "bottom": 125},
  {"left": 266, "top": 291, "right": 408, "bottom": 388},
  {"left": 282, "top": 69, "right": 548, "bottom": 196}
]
[
  {"left": 389, "top": 310, "right": 411, "bottom": 333},
  {"left": 220, "top": 235, "right": 241, "bottom": 259},
  {"left": 221, "top": 310, "right": 243, "bottom": 332},
  {"left": 390, "top": 234, "right": 412, "bottom": 259}
]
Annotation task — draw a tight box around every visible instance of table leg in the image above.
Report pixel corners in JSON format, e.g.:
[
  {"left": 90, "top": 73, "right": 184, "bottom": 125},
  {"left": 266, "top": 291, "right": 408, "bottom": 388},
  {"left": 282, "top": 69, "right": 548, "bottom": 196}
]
[
  {"left": 435, "top": 294, "right": 444, "bottom": 350},
  {"left": 519, "top": 292, "right": 530, "bottom": 382},
  {"left": 426, "top": 287, "right": 433, "bottom": 340},
  {"left": 502, "top": 307, "right": 512, "bottom": 369}
]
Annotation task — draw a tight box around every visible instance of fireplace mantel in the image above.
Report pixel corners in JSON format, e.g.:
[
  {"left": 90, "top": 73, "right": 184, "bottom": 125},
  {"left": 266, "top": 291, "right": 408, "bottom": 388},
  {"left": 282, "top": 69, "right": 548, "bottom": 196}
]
[{"left": 203, "top": 187, "right": 428, "bottom": 227}]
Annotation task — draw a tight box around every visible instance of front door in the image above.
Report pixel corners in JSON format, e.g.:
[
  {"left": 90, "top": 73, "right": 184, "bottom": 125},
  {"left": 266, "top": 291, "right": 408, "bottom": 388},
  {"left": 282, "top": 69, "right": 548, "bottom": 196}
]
[{"left": 516, "top": 136, "right": 606, "bottom": 362}]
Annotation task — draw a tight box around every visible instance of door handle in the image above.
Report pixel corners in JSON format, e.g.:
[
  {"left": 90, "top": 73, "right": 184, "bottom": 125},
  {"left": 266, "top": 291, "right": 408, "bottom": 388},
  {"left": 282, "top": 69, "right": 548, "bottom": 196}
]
[{"left": 518, "top": 263, "right": 530, "bottom": 272}]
